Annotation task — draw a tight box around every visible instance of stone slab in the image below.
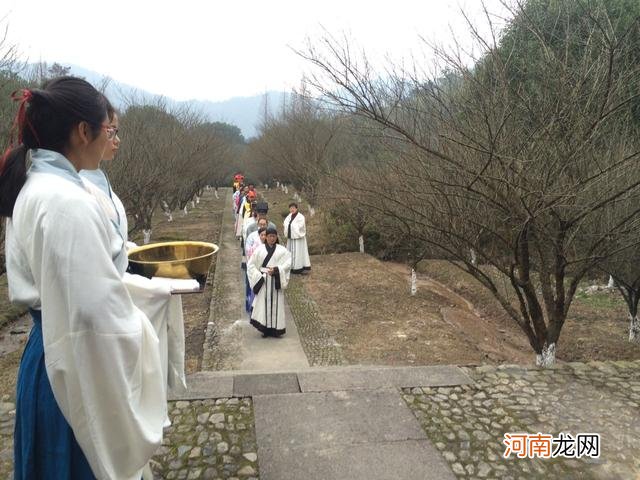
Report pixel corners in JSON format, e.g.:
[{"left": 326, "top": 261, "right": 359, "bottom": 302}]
[
  {"left": 298, "top": 365, "right": 473, "bottom": 392},
  {"left": 254, "top": 389, "right": 453, "bottom": 480},
  {"left": 253, "top": 389, "right": 427, "bottom": 446},
  {"left": 258, "top": 440, "right": 455, "bottom": 480},
  {"left": 237, "top": 300, "right": 310, "bottom": 371},
  {"left": 234, "top": 372, "right": 301, "bottom": 396},
  {"left": 168, "top": 373, "right": 233, "bottom": 400}
]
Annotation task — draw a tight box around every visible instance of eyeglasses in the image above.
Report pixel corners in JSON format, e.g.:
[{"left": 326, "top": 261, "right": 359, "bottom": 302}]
[{"left": 101, "top": 125, "right": 119, "bottom": 140}]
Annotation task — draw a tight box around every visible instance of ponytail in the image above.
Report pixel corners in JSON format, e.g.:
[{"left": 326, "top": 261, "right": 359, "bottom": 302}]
[{"left": 0, "top": 145, "right": 28, "bottom": 217}]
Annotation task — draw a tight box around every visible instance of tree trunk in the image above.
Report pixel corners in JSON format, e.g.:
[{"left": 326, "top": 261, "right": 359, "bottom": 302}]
[
  {"left": 195, "top": 196, "right": 200, "bottom": 204},
  {"left": 536, "top": 342, "right": 556, "bottom": 367},
  {"left": 608, "top": 275, "right": 616, "bottom": 288},
  {"left": 359, "top": 235, "right": 365, "bottom": 254},
  {"left": 629, "top": 314, "right": 640, "bottom": 343},
  {"left": 214, "top": 190, "right": 219, "bottom": 199},
  {"left": 191, "top": 200, "right": 196, "bottom": 208},
  {"left": 143, "top": 229, "right": 152, "bottom": 245},
  {"left": 183, "top": 206, "right": 188, "bottom": 216},
  {"left": 470, "top": 248, "right": 477, "bottom": 266}
]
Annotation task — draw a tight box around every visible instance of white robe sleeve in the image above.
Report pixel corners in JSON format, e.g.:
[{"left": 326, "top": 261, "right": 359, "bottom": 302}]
[
  {"left": 247, "top": 246, "right": 266, "bottom": 290},
  {"left": 123, "top": 273, "right": 187, "bottom": 394},
  {"left": 38, "top": 198, "right": 165, "bottom": 480},
  {"left": 275, "top": 246, "right": 292, "bottom": 289},
  {"left": 291, "top": 214, "right": 306, "bottom": 239}
]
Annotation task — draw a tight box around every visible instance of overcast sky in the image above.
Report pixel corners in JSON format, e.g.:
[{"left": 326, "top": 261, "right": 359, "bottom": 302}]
[{"left": 3, "top": 0, "right": 508, "bottom": 102}]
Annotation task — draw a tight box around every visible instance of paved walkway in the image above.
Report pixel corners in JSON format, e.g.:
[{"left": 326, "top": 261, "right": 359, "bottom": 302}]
[{"left": 201, "top": 188, "right": 308, "bottom": 372}]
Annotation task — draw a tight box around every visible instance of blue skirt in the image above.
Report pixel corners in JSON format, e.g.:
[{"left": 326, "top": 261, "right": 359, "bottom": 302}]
[{"left": 14, "top": 309, "right": 95, "bottom": 479}]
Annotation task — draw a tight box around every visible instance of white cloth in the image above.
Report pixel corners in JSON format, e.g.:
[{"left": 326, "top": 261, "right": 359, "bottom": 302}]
[
  {"left": 284, "top": 213, "right": 311, "bottom": 272},
  {"left": 122, "top": 274, "right": 187, "bottom": 394},
  {"left": 6, "top": 149, "right": 165, "bottom": 480},
  {"left": 247, "top": 244, "right": 291, "bottom": 334}
]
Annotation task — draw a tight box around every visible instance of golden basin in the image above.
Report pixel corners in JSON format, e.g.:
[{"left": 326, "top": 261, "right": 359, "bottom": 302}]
[{"left": 127, "top": 241, "right": 219, "bottom": 286}]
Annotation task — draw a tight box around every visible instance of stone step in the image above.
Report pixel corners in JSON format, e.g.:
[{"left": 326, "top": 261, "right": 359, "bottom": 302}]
[{"left": 169, "top": 364, "right": 473, "bottom": 400}]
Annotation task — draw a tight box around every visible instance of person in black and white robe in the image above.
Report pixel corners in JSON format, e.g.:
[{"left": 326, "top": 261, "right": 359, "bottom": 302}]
[
  {"left": 283, "top": 202, "right": 311, "bottom": 274},
  {"left": 247, "top": 227, "right": 291, "bottom": 337}
]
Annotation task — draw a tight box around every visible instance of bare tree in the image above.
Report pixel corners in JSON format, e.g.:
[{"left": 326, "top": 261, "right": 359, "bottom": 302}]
[{"left": 298, "top": 0, "right": 640, "bottom": 365}]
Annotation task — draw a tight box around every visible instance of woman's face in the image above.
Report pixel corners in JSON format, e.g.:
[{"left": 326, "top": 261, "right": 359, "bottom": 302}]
[
  {"left": 102, "top": 113, "right": 120, "bottom": 162},
  {"left": 259, "top": 231, "right": 267, "bottom": 243},
  {"left": 289, "top": 206, "right": 298, "bottom": 215},
  {"left": 80, "top": 115, "right": 110, "bottom": 170},
  {"left": 266, "top": 233, "right": 277, "bottom": 246}
]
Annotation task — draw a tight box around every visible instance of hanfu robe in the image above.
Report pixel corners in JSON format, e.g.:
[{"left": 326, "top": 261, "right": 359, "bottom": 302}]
[
  {"left": 247, "top": 244, "right": 291, "bottom": 336},
  {"left": 234, "top": 195, "right": 248, "bottom": 238},
  {"left": 80, "top": 168, "right": 187, "bottom": 396},
  {"left": 232, "top": 190, "right": 241, "bottom": 216},
  {"left": 283, "top": 212, "right": 311, "bottom": 273},
  {"left": 7, "top": 149, "right": 165, "bottom": 480}
]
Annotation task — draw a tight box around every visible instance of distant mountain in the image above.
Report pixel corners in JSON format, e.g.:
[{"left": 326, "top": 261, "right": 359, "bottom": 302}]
[{"left": 27, "top": 63, "right": 289, "bottom": 139}]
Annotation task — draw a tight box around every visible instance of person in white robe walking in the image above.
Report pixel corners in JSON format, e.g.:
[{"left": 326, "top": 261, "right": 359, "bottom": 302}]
[
  {"left": 247, "top": 227, "right": 291, "bottom": 336},
  {"left": 1, "top": 77, "right": 165, "bottom": 480},
  {"left": 283, "top": 202, "right": 311, "bottom": 274}
]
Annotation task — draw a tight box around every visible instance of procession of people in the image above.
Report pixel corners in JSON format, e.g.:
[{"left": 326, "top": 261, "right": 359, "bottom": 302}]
[{"left": 231, "top": 176, "right": 311, "bottom": 337}]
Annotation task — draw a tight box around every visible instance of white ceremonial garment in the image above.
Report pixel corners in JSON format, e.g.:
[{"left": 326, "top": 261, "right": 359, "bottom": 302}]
[
  {"left": 81, "top": 168, "right": 187, "bottom": 396},
  {"left": 242, "top": 217, "right": 256, "bottom": 242},
  {"left": 247, "top": 244, "right": 292, "bottom": 335},
  {"left": 283, "top": 212, "right": 311, "bottom": 273},
  {"left": 235, "top": 198, "right": 247, "bottom": 237},
  {"left": 6, "top": 149, "right": 166, "bottom": 480},
  {"left": 244, "top": 231, "right": 262, "bottom": 260}
]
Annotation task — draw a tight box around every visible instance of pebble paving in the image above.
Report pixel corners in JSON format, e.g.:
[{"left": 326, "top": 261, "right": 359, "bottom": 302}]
[
  {"left": 0, "top": 396, "right": 259, "bottom": 479},
  {"left": 403, "top": 360, "right": 640, "bottom": 480},
  {"left": 285, "top": 277, "right": 345, "bottom": 366},
  {"left": 152, "top": 397, "right": 259, "bottom": 479}
]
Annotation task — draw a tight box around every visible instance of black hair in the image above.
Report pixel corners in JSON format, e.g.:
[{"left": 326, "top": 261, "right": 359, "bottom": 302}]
[
  {"left": 289, "top": 202, "right": 298, "bottom": 209},
  {"left": 258, "top": 226, "right": 267, "bottom": 234},
  {"left": 0, "top": 76, "right": 108, "bottom": 217},
  {"left": 104, "top": 95, "right": 117, "bottom": 121},
  {"left": 266, "top": 226, "right": 278, "bottom": 236}
]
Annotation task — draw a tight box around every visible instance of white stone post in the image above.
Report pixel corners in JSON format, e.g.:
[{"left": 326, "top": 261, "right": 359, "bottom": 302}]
[{"left": 359, "top": 235, "right": 365, "bottom": 254}]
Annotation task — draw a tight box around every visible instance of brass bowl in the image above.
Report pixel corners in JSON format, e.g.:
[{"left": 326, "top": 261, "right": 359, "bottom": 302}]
[{"left": 127, "top": 241, "right": 219, "bottom": 286}]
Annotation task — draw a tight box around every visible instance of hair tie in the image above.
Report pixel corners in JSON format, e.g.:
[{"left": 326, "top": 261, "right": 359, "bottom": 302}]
[{"left": 8, "top": 89, "right": 40, "bottom": 147}]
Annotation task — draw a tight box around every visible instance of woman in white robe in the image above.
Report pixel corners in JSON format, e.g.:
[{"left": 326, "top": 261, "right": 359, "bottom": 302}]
[
  {"left": 247, "top": 227, "right": 292, "bottom": 336},
  {"left": 283, "top": 202, "right": 311, "bottom": 274},
  {"left": 1, "top": 78, "right": 165, "bottom": 480},
  {"left": 80, "top": 105, "right": 186, "bottom": 397}
]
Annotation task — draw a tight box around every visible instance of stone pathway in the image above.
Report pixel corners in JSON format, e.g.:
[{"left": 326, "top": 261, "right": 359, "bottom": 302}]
[
  {"left": 152, "top": 398, "right": 259, "bottom": 480},
  {"left": 403, "top": 360, "right": 640, "bottom": 479},
  {"left": 202, "top": 188, "right": 308, "bottom": 372}
]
